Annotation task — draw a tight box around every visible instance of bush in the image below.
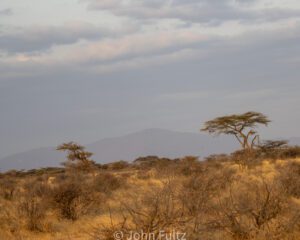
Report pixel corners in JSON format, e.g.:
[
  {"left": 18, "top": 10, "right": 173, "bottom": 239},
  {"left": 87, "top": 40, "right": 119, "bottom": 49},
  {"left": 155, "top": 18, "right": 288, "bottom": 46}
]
[
  {"left": 103, "top": 161, "right": 130, "bottom": 170},
  {"left": 17, "top": 183, "right": 51, "bottom": 232},
  {"left": 251, "top": 146, "right": 300, "bottom": 161},
  {"left": 278, "top": 161, "right": 300, "bottom": 198},
  {"left": 0, "top": 178, "right": 17, "bottom": 200},
  {"left": 51, "top": 181, "right": 95, "bottom": 221},
  {"left": 124, "top": 182, "right": 185, "bottom": 234},
  {"left": 24, "top": 181, "right": 51, "bottom": 198},
  {"left": 18, "top": 194, "right": 46, "bottom": 231},
  {"left": 205, "top": 178, "right": 291, "bottom": 240},
  {"left": 205, "top": 154, "right": 230, "bottom": 163},
  {"left": 93, "top": 173, "right": 123, "bottom": 195},
  {"left": 177, "top": 156, "right": 203, "bottom": 176},
  {"left": 133, "top": 156, "right": 175, "bottom": 170},
  {"left": 279, "top": 146, "right": 300, "bottom": 159}
]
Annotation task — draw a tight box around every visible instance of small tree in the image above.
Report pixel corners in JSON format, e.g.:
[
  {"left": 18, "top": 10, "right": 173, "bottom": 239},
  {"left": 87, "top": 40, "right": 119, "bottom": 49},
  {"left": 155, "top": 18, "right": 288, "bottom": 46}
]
[
  {"left": 258, "top": 140, "right": 288, "bottom": 151},
  {"left": 201, "top": 111, "right": 271, "bottom": 150},
  {"left": 57, "top": 142, "right": 95, "bottom": 171}
]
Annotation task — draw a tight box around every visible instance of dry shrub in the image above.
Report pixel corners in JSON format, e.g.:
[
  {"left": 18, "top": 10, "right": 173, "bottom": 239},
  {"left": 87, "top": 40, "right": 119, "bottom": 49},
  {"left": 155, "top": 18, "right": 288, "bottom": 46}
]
[
  {"left": 54, "top": 172, "right": 68, "bottom": 183},
  {"left": 24, "top": 181, "right": 51, "bottom": 198},
  {"left": 132, "top": 156, "right": 180, "bottom": 178},
  {"left": 51, "top": 180, "right": 95, "bottom": 220},
  {"left": 0, "top": 204, "right": 21, "bottom": 237},
  {"left": 93, "top": 172, "right": 124, "bottom": 195},
  {"left": 279, "top": 146, "right": 300, "bottom": 159},
  {"left": 104, "top": 161, "right": 130, "bottom": 170},
  {"left": 49, "top": 172, "right": 104, "bottom": 220},
  {"left": 136, "top": 170, "right": 152, "bottom": 180},
  {"left": 182, "top": 169, "right": 232, "bottom": 209},
  {"left": 92, "top": 181, "right": 187, "bottom": 240},
  {"left": 261, "top": 146, "right": 300, "bottom": 160},
  {"left": 3, "top": 147, "right": 300, "bottom": 240},
  {"left": 65, "top": 160, "right": 97, "bottom": 173},
  {"left": 133, "top": 156, "right": 176, "bottom": 171},
  {"left": 278, "top": 161, "right": 300, "bottom": 198},
  {"left": 205, "top": 154, "right": 231, "bottom": 163},
  {"left": 177, "top": 156, "right": 203, "bottom": 176},
  {"left": 90, "top": 210, "right": 128, "bottom": 240},
  {"left": 122, "top": 182, "right": 186, "bottom": 232},
  {"left": 18, "top": 193, "right": 46, "bottom": 232},
  {"left": 180, "top": 166, "right": 236, "bottom": 236},
  {"left": 230, "top": 146, "right": 300, "bottom": 165},
  {"left": 133, "top": 156, "right": 162, "bottom": 168},
  {"left": 230, "top": 150, "right": 258, "bottom": 169},
  {"left": 0, "top": 180, "right": 51, "bottom": 234},
  {"left": 0, "top": 178, "right": 17, "bottom": 200},
  {"left": 17, "top": 181, "right": 54, "bottom": 232},
  {"left": 206, "top": 178, "right": 297, "bottom": 240}
]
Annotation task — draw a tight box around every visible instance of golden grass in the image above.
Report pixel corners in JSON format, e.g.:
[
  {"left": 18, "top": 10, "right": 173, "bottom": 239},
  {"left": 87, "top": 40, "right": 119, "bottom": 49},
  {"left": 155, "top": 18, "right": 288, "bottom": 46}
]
[{"left": 1, "top": 158, "right": 300, "bottom": 239}]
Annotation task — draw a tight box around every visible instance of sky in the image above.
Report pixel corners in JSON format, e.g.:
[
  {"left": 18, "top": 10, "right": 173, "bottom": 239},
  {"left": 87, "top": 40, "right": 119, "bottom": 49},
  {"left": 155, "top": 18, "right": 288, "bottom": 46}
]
[{"left": 0, "top": 0, "right": 300, "bottom": 158}]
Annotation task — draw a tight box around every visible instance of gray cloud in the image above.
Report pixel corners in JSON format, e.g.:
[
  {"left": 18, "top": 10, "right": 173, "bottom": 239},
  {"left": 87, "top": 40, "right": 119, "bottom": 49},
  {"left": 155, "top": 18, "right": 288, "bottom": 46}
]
[
  {"left": 86, "top": 0, "right": 244, "bottom": 23},
  {"left": 0, "top": 22, "right": 138, "bottom": 54},
  {"left": 1, "top": 23, "right": 300, "bottom": 157},
  {"left": 85, "top": 0, "right": 300, "bottom": 24},
  {"left": 0, "top": 8, "right": 12, "bottom": 16},
  {"left": 2, "top": 20, "right": 300, "bottom": 80},
  {"left": 0, "top": 0, "right": 300, "bottom": 159}
]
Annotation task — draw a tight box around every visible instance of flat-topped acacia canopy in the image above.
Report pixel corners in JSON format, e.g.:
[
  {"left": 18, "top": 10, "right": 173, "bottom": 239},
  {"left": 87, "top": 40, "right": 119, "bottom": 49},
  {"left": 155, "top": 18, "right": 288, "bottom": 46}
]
[{"left": 201, "top": 111, "right": 271, "bottom": 150}]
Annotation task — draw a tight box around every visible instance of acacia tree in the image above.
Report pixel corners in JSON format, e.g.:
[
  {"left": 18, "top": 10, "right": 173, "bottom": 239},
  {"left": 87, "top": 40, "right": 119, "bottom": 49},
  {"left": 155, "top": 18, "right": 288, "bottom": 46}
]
[
  {"left": 258, "top": 140, "right": 288, "bottom": 151},
  {"left": 57, "top": 142, "right": 95, "bottom": 171},
  {"left": 201, "top": 112, "right": 271, "bottom": 150}
]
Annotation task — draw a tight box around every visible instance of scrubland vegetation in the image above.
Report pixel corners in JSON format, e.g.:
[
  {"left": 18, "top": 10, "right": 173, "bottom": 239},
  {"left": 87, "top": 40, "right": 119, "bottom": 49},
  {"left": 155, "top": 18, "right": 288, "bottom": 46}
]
[
  {"left": 1, "top": 145, "right": 300, "bottom": 240},
  {"left": 1, "top": 112, "right": 300, "bottom": 240}
]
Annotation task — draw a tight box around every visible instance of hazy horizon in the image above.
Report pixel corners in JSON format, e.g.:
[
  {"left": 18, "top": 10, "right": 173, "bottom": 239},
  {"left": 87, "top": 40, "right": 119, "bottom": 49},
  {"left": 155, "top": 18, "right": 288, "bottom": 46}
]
[
  {"left": 1, "top": 0, "right": 300, "bottom": 159},
  {"left": 1, "top": 127, "right": 299, "bottom": 160}
]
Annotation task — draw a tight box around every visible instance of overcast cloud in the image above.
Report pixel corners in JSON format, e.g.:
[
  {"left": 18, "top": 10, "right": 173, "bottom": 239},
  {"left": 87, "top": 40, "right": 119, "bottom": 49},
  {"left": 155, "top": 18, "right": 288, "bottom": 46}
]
[
  {"left": 0, "top": 0, "right": 299, "bottom": 158},
  {"left": 0, "top": 8, "right": 12, "bottom": 16}
]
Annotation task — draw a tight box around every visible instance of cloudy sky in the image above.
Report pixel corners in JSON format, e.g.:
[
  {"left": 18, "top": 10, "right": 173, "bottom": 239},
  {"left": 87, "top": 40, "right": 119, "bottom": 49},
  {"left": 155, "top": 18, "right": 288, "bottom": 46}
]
[{"left": 0, "top": 0, "right": 300, "bottom": 158}]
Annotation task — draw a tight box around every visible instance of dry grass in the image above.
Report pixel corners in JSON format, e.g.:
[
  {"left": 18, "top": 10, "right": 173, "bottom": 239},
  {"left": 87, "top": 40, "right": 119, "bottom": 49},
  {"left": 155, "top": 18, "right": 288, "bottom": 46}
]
[{"left": 1, "top": 155, "right": 300, "bottom": 239}]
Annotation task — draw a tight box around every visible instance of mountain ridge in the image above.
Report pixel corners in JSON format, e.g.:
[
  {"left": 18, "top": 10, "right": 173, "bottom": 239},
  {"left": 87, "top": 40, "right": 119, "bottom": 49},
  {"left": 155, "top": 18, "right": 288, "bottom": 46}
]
[{"left": 1, "top": 129, "right": 299, "bottom": 172}]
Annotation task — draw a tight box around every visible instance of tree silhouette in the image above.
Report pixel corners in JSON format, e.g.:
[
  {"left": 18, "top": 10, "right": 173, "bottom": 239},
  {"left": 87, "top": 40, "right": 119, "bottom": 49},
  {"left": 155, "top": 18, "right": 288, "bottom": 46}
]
[
  {"left": 201, "top": 112, "right": 271, "bottom": 150},
  {"left": 57, "top": 142, "right": 95, "bottom": 171},
  {"left": 258, "top": 140, "right": 288, "bottom": 151}
]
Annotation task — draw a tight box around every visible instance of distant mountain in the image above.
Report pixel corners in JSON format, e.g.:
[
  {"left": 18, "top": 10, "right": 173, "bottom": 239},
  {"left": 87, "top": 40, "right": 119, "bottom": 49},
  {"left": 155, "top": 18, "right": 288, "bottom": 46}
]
[
  {"left": 0, "top": 147, "right": 65, "bottom": 172},
  {"left": 87, "top": 129, "right": 238, "bottom": 163},
  {"left": 1, "top": 128, "right": 299, "bottom": 172},
  {"left": 289, "top": 137, "right": 300, "bottom": 146}
]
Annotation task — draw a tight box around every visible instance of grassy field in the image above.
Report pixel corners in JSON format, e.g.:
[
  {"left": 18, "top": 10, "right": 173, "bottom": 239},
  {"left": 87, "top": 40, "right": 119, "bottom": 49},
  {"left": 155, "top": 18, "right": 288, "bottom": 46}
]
[{"left": 1, "top": 149, "right": 300, "bottom": 240}]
